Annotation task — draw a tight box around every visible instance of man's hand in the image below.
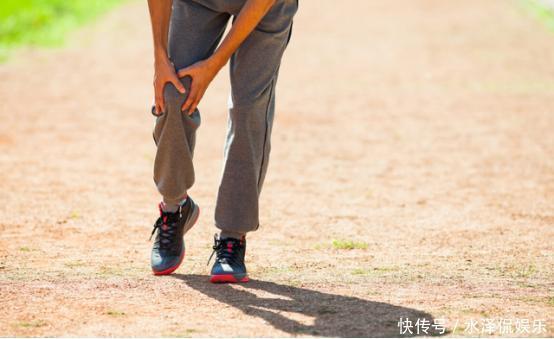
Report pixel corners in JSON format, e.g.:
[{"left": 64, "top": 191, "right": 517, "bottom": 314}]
[
  {"left": 173, "top": 0, "right": 276, "bottom": 115},
  {"left": 177, "top": 59, "right": 219, "bottom": 115},
  {"left": 153, "top": 56, "right": 186, "bottom": 115},
  {"left": 148, "top": 0, "right": 276, "bottom": 116}
]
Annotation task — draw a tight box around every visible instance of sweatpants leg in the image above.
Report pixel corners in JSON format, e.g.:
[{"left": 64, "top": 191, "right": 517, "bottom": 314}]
[
  {"left": 153, "top": 0, "right": 230, "bottom": 205},
  {"left": 214, "top": 0, "right": 298, "bottom": 234}
]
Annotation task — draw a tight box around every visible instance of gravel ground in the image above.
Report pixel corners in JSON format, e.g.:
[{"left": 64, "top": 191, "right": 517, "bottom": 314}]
[{"left": 0, "top": 0, "right": 553, "bottom": 336}]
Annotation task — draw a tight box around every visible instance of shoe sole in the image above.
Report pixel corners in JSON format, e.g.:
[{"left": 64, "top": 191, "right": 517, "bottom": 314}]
[
  {"left": 210, "top": 274, "right": 249, "bottom": 283},
  {"left": 152, "top": 248, "right": 185, "bottom": 276},
  {"left": 152, "top": 203, "right": 200, "bottom": 276}
]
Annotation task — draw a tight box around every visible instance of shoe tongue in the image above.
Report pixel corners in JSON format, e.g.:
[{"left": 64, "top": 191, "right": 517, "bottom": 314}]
[
  {"left": 160, "top": 201, "right": 184, "bottom": 214},
  {"left": 162, "top": 209, "right": 180, "bottom": 220},
  {"left": 220, "top": 238, "right": 238, "bottom": 247},
  {"left": 223, "top": 238, "right": 244, "bottom": 250}
]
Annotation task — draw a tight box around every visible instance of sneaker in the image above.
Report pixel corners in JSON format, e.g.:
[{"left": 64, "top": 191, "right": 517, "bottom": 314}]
[
  {"left": 208, "top": 234, "right": 249, "bottom": 283},
  {"left": 150, "top": 198, "right": 200, "bottom": 275}
]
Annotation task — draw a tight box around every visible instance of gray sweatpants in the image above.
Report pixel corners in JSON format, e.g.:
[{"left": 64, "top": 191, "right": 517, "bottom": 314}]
[{"left": 152, "top": 0, "right": 297, "bottom": 235}]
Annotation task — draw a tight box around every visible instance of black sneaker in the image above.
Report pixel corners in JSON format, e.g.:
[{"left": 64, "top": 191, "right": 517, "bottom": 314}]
[
  {"left": 150, "top": 198, "right": 200, "bottom": 275},
  {"left": 208, "top": 234, "right": 249, "bottom": 283}
]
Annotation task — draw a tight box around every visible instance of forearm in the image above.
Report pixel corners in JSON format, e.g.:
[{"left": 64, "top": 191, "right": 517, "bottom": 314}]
[
  {"left": 209, "top": 0, "right": 276, "bottom": 70},
  {"left": 147, "top": 0, "right": 173, "bottom": 61},
  {"left": 148, "top": 0, "right": 186, "bottom": 114}
]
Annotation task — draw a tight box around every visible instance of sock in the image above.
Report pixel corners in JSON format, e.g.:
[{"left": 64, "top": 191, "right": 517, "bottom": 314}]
[
  {"left": 220, "top": 230, "right": 245, "bottom": 240},
  {"left": 162, "top": 196, "right": 188, "bottom": 213}
]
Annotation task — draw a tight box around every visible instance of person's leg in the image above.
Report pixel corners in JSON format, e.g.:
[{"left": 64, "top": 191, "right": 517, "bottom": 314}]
[
  {"left": 214, "top": 0, "right": 298, "bottom": 237},
  {"left": 209, "top": 0, "right": 297, "bottom": 283},
  {"left": 150, "top": 0, "right": 230, "bottom": 275},
  {"left": 153, "top": 0, "right": 230, "bottom": 208}
]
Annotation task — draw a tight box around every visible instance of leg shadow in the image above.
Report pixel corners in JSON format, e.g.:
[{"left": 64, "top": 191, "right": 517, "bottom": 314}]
[{"left": 173, "top": 274, "right": 443, "bottom": 337}]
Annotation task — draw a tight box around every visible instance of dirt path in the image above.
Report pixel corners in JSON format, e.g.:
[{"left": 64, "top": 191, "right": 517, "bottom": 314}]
[{"left": 0, "top": 0, "right": 553, "bottom": 336}]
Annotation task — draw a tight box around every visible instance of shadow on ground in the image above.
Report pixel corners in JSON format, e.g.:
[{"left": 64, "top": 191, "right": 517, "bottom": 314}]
[{"left": 173, "top": 274, "right": 441, "bottom": 337}]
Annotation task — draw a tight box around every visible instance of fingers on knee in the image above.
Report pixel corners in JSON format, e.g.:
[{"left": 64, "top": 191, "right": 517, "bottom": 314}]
[{"left": 163, "top": 83, "right": 186, "bottom": 111}]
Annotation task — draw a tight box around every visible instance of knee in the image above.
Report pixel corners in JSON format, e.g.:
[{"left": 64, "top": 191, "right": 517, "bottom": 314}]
[
  {"left": 163, "top": 84, "right": 185, "bottom": 114},
  {"left": 162, "top": 76, "right": 191, "bottom": 114}
]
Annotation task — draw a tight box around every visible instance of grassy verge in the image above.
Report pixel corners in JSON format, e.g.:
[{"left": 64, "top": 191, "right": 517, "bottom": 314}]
[
  {"left": 0, "top": 0, "right": 125, "bottom": 61},
  {"left": 520, "top": 0, "right": 554, "bottom": 31}
]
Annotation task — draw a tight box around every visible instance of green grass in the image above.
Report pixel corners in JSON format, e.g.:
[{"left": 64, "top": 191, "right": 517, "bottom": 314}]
[
  {"left": 485, "top": 262, "right": 538, "bottom": 279},
  {"left": 0, "top": 0, "right": 125, "bottom": 61},
  {"left": 517, "top": 295, "right": 554, "bottom": 306},
  {"left": 106, "top": 310, "right": 126, "bottom": 317},
  {"left": 69, "top": 210, "right": 80, "bottom": 219},
  {"left": 351, "top": 266, "right": 398, "bottom": 275},
  {"left": 331, "top": 239, "right": 369, "bottom": 250},
  {"left": 16, "top": 320, "right": 47, "bottom": 328},
  {"left": 351, "top": 268, "right": 371, "bottom": 275},
  {"left": 521, "top": 0, "right": 554, "bottom": 32},
  {"left": 514, "top": 263, "right": 537, "bottom": 278},
  {"left": 63, "top": 260, "right": 86, "bottom": 268},
  {"left": 164, "top": 329, "right": 199, "bottom": 337}
]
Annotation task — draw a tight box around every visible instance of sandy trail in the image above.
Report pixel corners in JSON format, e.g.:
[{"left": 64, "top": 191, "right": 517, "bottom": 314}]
[{"left": 0, "top": 0, "right": 553, "bottom": 336}]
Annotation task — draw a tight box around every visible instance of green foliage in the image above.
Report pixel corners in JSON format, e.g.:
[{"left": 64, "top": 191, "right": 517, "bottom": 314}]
[{"left": 0, "top": 0, "right": 124, "bottom": 60}]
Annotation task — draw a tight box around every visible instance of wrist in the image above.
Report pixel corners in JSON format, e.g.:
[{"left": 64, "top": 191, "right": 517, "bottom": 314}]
[
  {"left": 207, "top": 53, "right": 227, "bottom": 72},
  {"left": 154, "top": 48, "right": 169, "bottom": 63}
]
